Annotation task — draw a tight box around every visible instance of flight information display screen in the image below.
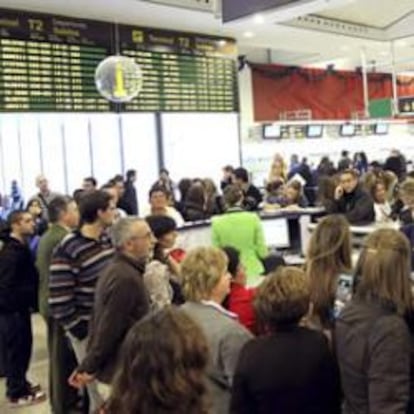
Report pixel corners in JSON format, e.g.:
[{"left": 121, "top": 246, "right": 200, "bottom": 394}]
[
  {"left": 118, "top": 25, "right": 239, "bottom": 112},
  {"left": 0, "top": 9, "right": 113, "bottom": 112}
]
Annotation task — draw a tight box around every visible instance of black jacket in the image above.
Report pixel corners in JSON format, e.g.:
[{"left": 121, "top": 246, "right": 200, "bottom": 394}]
[
  {"left": 328, "top": 185, "right": 375, "bottom": 225},
  {"left": 118, "top": 181, "right": 138, "bottom": 215},
  {"left": 0, "top": 235, "right": 38, "bottom": 313},
  {"left": 243, "top": 184, "right": 263, "bottom": 211},
  {"left": 78, "top": 253, "right": 150, "bottom": 383},
  {"left": 336, "top": 299, "right": 410, "bottom": 414},
  {"left": 231, "top": 326, "right": 341, "bottom": 414}
]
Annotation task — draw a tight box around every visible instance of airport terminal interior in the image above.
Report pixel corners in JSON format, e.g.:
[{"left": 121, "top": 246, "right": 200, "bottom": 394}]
[{"left": 1, "top": 0, "right": 414, "bottom": 413}]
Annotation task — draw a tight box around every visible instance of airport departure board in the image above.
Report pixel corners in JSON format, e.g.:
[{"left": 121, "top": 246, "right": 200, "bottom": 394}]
[
  {"left": 0, "top": 8, "right": 238, "bottom": 113},
  {"left": 119, "top": 26, "right": 239, "bottom": 112},
  {"left": 0, "top": 9, "right": 113, "bottom": 112}
]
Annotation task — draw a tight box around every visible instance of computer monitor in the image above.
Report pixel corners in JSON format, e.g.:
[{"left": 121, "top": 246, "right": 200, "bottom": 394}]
[
  {"left": 375, "top": 123, "right": 389, "bottom": 135},
  {"left": 262, "top": 218, "right": 290, "bottom": 249},
  {"left": 340, "top": 124, "right": 356, "bottom": 137},
  {"left": 307, "top": 124, "right": 323, "bottom": 138},
  {"left": 263, "top": 124, "right": 281, "bottom": 139}
]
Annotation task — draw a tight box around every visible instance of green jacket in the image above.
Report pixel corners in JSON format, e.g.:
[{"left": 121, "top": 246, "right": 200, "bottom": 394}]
[
  {"left": 212, "top": 209, "right": 268, "bottom": 285},
  {"left": 36, "top": 224, "right": 68, "bottom": 319}
]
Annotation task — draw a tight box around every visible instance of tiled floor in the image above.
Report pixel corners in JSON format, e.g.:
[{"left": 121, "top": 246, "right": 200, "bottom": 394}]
[{"left": 0, "top": 315, "right": 51, "bottom": 413}]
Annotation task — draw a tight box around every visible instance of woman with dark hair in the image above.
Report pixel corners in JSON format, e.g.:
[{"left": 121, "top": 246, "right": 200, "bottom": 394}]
[
  {"left": 102, "top": 307, "right": 209, "bottom": 414},
  {"left": 203, "top": 178, "right": 224, "bottom": 216},
  {"left": 26, "top": 198, "right": 48, "bottom": 255},
  {"left": 336, "top": 229, "right": 412, "bottom": 413},
  {"left": 279, "top": 180, "right": 309, "bottom": 208},
  {"left": 183, "top": 183, "right": 208, "bottom": 222},
  {"left": 145, "top": 215, "right": 184, "bottom": 307},
  {"left": 305, "top": 214, "right": 352, "bottom": 332},
  {"left": 176, "top": 178, "right": 193, "bottom": 216},
  {"left": 231, "top": 267, "right": 340, "bottom": 413}
]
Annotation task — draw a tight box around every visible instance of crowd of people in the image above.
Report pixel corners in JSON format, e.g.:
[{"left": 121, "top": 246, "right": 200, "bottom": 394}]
[{"left": 1, "top": 146, "right": 414, "bottom": 413}]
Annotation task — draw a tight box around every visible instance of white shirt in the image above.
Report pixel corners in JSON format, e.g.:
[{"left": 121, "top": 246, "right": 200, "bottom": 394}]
[{"left": 374, "top": 201, "right": 392, "bottom": 223}]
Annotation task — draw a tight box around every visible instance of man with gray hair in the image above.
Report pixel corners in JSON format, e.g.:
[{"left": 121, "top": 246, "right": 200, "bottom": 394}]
[{"left": 69, "top": 217, "right": 154, "bottom": 389}]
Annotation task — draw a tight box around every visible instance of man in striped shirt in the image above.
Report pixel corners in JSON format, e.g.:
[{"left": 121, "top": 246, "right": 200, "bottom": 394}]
[{"left": 49, "top": 190, "right": 115, "bottom": 413}]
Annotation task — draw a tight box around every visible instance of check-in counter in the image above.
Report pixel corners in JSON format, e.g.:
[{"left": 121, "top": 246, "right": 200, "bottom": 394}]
[{"left": 176, "top": 208, "right": 325, "bottom": 254}]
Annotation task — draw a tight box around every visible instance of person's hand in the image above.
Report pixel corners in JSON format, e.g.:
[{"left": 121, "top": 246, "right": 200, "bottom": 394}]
[
  {"left": 68, "top": 370, "right": 95, "bottom": 389},
  {"left": 334, "top": 185, "right": 344, "bottom": 200}
]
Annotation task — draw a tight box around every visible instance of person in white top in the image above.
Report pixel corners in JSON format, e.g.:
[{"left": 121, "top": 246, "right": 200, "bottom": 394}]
[
  {"left": 372, "top": 180, "right": 392, "bottom": 223},
  {"left": 142, "top": 186, "right": 184, "bottom": 227}
]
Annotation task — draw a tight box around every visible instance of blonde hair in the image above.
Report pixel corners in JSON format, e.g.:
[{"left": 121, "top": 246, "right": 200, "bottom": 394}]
[
  {"left": 181, "top": 247, "right": 228, "bottom": 302},
  {"left": 254, "top": 267, "right": 309, "bottom": 331},
  {"left": 355, "top": 229, "right": 412, "bottom": 315},
  {"left": 306, "top": 215, "right": 352, "bottom": 323}
]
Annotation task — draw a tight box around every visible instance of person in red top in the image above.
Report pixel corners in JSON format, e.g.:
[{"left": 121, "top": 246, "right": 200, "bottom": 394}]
[{"left": 222, "top": 246, "right": 257, "bottom": 334}]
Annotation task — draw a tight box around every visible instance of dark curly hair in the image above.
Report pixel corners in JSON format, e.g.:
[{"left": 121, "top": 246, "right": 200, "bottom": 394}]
[{"left": 105, "top": 307, "right": 210, "bottom": 414}]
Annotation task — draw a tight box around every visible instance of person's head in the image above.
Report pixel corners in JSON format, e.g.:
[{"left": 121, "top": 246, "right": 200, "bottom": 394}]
[
  {"left": 126, "top": 169, "right": 137, "bottom": 183},
  {"left": 8, "top": 210, "right": 35, "bottom": 238},
  {"left": 159, "top": 168, "right": 170, "bottom": 181},
  {"left": 202, "top": 178, "right": 217, "bottom": 199},
  {"left": 178, "top": 178, "right": 192, "bottom": 202},
  {"left": 78, "top": 190, "right": 115, "bottom": 228},
  {"left": 35, "top": 175, "right": 49, "bottom": 193},
  {"left": 316, "top": 176, "right": 337, "bottom": 206},
  {"left": 26, "top": 199, "right": 42, "bottom": 218},
  {"left": 149, "top": 186, "right": 169, "bottom": 211},
  {"left": 255, "top": 267, "right": 309, "bottom": 332},
  {"left": 48, "top": 196, "right": 79, "bottom": 229},
  {"left": 290, "top": 154, "right": 299, "bottom": 164},
  {"left": 102, "top": 182, "right": 120, "bottom": 204},
  {"left": 339, "top": 169, "right": 359, "bottom": 194},
  {"left": 111, "top": 217, "right": 154, "bottom": 260},
  {"left": 306, "top": 215, "right": 352, "bottom": 314},
  {"left": 341, "top": 150, "right": 349, "bottom": 158},
  {"left": 355, "top": 229, "right": 412, "bottom": 315},
  {"left": 285, "top": 180, "right": 302, "bottom": 204},
  {"left": 371, "top": 180, "right": 387, "bottom": 204},
  {"left": 182, "top": 247, "right": 230, "bottom": 304},
  {"left": 222, "top": 165, "right": 234, "bottom": 180},
  {"left": 221, "top": 246, "right": 246, "bottom": 285},
  {"left": 145, "top": 215, "right": 178, "bottom": 249},
  {"left": 223, "top": 184, "right": 243, "bottom": 209},
  {"left": 113, "top": 175, "right": 125, "bottom": 198},
  {"left": 400, "top": 179, "right": 414, "bottom": 208},
  {"left": 82, "top": 177, "right": 97, "bottom": 192},
  {"left": 270, "top": 159, "right": 285, "bottom": 179},
  {"left": 107, "top": 307, "right": 209, "bottom": 414},
  {"left": 185, "top": 183, "right": 206, "bottom": 209},
  {"left": 232, "top": 167, "right": 249, "bottom": 185}
]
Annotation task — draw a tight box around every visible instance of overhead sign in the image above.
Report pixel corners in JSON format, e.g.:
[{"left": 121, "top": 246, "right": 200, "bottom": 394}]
[{"left": 222, "top": 0, "right": 302, "bottom": 22}]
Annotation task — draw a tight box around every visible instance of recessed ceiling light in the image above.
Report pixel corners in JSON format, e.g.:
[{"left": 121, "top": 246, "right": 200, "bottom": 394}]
[
  {"left": 253, "top": 14, "right": 265, "bottom": 24},
  {"left": 243, "top": 31, "right": 255, "bottom": 38}
]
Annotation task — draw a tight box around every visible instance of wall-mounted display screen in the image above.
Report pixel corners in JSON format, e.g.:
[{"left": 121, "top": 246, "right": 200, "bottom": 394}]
[
  {"left": 307, "top": 125, "right": 323, "bottom": 138},
  {"left": 340, "top": 124, "right": 356, "bottom": 137},
  {"left": 375, "top": 123, "right": 389, "bottom": 135},
  {"left": 263, "top": 124, "right": 281, "bottom": 139}
]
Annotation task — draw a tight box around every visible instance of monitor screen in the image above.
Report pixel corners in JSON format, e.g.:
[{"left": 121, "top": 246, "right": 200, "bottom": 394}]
[
  {"left": 263, "top": 124, "right": 281, "bottom": 139},
  {"left": 340, "top": 124, "right": 356, "bottom": 137},
  {"left": 375, "top": 123, "right": 389, "bottom": 135},
  {"left": 262, "top": 218, "right": 290, "bottom": 248},
  {"left": 307, "top": 125, "right": 323, "bottom": 138}
]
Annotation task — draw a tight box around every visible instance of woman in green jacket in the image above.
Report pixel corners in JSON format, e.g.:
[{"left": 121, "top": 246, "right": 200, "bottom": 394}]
[{"left": 212, "top": 185, "right": 268, "bottom": 286}]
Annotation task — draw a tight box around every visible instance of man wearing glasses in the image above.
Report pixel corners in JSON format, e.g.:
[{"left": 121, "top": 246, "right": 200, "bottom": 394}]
[{"left": 68, "top": 217, "right": 155, "bottom": 396}]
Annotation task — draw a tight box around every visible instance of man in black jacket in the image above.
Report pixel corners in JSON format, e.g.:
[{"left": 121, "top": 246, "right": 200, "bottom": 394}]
[
  {"left": 328, "top": 169, "right": 375, "bottom": 225},
  {"left": 69, "top": 217, "right": 153, "bottom": 389},
  {"left": 0, "top": 211, "right": 46, "bottom": 407},
  {"left": 233, "top": 167, "right": 263, "bottom": 211},
  {"left": 118, "top": 169, "right": 139, "bottom": 215}
]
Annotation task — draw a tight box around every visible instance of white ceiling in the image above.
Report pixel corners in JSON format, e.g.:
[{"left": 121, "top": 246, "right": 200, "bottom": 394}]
[{"left": 1, "top": 0, "right": 414, "bottom": 71}]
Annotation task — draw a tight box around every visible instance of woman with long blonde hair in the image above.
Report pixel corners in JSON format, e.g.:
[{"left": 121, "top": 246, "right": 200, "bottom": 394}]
[
  {"left": 306, "top": 214, "right": 352, "bottom": 330},
  {"left": 336, "top": 229, "right": 412, "bottom": 413}
]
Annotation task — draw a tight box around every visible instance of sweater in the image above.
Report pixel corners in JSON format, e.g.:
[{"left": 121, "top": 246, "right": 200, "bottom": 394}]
[
  {"left": 78, "top": 253, "right": 150, "bottom": 383},
  {"left": 181, "top": 301, "right": 253, "bottom": 414},
  {"left": 35, "top": 224, "right": 68, "bottom": 319},
  {"left": 231, "top": 327, "right": 341, "bottom": 414},
  {"left": 49, "top": 231, "right": 114, "bottom": 340}
]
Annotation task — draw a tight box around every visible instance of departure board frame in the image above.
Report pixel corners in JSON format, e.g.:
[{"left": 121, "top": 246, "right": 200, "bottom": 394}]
[
  {"left": 0, "top": 8, "right": 239, "bottom": 113},
  {"left": 118, "top": 25, "right": 239, "bottom": 112},
  {"left": 0, "top": 8, "right": 114, "bottom": 112}
]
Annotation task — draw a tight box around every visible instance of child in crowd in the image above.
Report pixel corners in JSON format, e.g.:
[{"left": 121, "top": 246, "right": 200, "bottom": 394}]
[{"left": 371, "top": 179, "right": 392, "bottom": 223}]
